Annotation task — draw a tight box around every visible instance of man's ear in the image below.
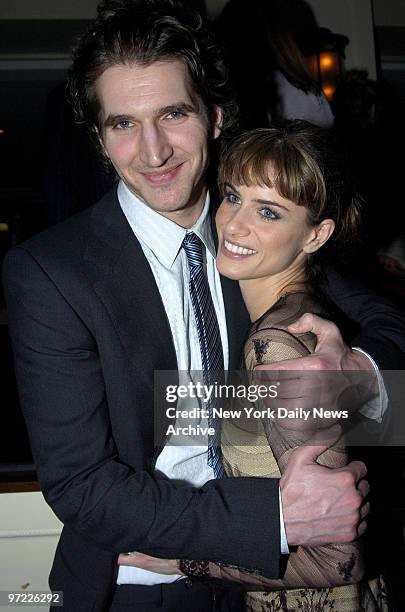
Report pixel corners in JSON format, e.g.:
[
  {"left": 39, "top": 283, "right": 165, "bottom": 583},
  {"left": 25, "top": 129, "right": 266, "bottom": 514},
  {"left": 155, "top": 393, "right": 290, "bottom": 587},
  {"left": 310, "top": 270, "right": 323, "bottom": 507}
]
[
  {"left": 303, "top": 219, "right": 335, "bottom": 254},
  {"left": 211, "top": 106, "right": 223, "bottom": 140}
]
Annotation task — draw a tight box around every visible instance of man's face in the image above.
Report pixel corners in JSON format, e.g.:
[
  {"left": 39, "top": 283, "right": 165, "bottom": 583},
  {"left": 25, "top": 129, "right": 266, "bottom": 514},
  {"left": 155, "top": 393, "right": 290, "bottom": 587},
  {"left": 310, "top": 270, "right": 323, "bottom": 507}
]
[{"left": 96, "top": 59, "right": 222, "bottom": 227}]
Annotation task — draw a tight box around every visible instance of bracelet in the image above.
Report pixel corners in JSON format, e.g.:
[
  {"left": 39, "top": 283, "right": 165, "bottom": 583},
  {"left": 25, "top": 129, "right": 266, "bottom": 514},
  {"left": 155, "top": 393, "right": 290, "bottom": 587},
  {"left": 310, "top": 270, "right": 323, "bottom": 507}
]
[{"left": 179, "top": 559, "right": 210, "bottom": 577}]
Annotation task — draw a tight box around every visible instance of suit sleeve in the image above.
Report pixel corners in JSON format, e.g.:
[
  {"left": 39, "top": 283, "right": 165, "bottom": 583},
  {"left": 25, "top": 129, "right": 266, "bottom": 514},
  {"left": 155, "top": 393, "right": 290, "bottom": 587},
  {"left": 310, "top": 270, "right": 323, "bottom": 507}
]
[
  {"left": 2, "top": 246, "right": 281, "bottom": 577},
  {"left": 323, "top": 266, "right": 405, "bottom": 369}
]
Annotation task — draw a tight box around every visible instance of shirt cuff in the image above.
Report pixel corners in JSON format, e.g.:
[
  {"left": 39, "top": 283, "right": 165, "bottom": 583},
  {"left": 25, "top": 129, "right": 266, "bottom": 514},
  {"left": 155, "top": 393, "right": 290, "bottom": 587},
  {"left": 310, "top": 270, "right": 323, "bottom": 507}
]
[
  {"left": 279, "top": 486, "right": 289, "bottom": 554},
  {"left": 352, "top": 347, "right": 388, "bottom": 423}
]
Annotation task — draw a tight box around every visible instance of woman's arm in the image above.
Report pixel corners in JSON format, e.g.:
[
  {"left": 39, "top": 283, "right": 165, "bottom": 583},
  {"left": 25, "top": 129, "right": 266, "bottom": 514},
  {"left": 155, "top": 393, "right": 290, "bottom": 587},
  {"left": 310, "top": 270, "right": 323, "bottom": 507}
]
[{"left": 204, "top": 327, "right": 365, "bottom": 589}]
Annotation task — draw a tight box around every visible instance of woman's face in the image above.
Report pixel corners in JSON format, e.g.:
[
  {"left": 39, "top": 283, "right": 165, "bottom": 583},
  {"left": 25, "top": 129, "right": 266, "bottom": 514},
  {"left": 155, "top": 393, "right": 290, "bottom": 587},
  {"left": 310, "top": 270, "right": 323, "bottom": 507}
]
[{"left": 215, "top": 180, "right": 317, "bottom": 282}]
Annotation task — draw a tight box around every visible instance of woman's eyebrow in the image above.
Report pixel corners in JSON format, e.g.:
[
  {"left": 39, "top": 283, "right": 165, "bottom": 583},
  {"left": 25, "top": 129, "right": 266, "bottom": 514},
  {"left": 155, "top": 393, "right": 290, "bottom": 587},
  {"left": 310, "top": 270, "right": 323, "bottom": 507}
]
[{"left": 253, "top": 198, "right": 289, "bottom": 211}]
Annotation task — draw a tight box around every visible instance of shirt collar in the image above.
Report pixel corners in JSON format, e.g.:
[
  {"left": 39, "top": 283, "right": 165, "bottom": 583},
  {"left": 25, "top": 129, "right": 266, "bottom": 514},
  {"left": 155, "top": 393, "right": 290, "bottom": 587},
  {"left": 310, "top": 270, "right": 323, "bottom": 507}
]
[{"left": 118, "top": 181, "right": 215, "bottom": 269}]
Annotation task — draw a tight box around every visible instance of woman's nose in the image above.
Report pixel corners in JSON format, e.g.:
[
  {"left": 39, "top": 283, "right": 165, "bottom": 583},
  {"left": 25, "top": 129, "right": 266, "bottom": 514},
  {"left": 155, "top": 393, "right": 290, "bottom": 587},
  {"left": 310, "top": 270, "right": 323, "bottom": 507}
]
[{"left": 225, "top": 207, "right": 250, "bottom": 237}]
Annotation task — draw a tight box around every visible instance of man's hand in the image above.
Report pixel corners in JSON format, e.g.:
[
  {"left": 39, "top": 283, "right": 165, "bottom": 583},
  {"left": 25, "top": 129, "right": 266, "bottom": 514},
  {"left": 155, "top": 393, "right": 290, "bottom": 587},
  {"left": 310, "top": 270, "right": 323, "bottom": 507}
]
[
  {"left": 254, "top": 313, "right": 378, "bottom": 430},
  {"left": 287, "top": 313, "right": 375, "bottom": 375},
  {"left": 281, "top": 439, "right": 369, "bottom": 547}
]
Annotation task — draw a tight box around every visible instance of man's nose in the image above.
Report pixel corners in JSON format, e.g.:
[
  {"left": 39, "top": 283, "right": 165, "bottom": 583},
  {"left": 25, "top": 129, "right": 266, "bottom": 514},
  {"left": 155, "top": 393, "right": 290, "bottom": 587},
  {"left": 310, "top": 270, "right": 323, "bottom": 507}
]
[{"left": 138, "top": 123, "right": 173, "bottom": 167}]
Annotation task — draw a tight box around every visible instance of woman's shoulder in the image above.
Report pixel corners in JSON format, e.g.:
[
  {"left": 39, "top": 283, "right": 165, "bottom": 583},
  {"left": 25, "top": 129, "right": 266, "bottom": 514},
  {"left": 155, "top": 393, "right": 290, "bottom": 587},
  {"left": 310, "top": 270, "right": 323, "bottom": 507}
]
[
  {"left": 244, "top": 292, "right": 328, "bottom": 368},
  {"left": 251, "top": 291, "right": 326, "bottom": 332}
]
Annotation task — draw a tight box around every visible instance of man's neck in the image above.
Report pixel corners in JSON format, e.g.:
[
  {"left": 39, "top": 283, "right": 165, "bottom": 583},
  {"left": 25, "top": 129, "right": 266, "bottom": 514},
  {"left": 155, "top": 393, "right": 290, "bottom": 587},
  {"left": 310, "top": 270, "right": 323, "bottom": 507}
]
[{"left": 160, "top": 196, "right": 207, "bottom": 229}]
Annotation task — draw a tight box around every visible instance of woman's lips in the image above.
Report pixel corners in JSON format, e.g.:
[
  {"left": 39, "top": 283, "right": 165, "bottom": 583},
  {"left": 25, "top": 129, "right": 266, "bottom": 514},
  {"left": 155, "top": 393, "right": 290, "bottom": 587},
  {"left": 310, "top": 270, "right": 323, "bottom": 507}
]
[
  {"left": 142, "top": 163, "right": 183, "bottom": 185},
  {"left": 222, "top": 239, "right": 257, "bottom": 258}
]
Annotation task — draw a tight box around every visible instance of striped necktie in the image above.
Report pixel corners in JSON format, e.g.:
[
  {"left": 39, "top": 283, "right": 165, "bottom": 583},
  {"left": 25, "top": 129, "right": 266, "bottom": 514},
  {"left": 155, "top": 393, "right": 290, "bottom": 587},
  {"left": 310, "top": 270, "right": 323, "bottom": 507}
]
[{"left": 182, "top": 232, "right": 224, "bottom": 478}]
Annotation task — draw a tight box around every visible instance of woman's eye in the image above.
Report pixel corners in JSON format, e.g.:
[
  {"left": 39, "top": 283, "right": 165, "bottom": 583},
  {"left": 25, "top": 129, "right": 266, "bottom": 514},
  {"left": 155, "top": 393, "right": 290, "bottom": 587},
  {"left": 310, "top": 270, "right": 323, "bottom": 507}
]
[
  {"left": 259, "top": 207, "right": 279, "bottom": 221},
  {"left": 224, "top": 192, "right": 240, "bottom": 205}
]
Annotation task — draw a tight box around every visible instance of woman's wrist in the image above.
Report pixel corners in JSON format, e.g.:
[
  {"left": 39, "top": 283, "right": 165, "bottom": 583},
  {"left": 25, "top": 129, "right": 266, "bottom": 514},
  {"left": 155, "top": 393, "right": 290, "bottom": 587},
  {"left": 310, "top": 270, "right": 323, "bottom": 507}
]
[{"left": 179, "top": 559, "right": 210, "bottom": 577}]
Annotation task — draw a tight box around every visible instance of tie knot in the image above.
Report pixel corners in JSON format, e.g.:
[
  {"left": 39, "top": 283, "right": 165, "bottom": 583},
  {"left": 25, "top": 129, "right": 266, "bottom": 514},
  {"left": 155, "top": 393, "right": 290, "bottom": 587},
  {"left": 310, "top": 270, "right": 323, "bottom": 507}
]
[{"left": 182, "top": 232, "right": 203, "bottom": 267}]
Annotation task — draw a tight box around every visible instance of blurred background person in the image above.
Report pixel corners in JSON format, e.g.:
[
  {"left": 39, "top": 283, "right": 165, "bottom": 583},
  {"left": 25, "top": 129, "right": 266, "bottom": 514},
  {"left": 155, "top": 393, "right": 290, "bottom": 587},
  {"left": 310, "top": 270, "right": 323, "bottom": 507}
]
[{"left": 214, "top": 0, "right": 334, "bottom": 129}]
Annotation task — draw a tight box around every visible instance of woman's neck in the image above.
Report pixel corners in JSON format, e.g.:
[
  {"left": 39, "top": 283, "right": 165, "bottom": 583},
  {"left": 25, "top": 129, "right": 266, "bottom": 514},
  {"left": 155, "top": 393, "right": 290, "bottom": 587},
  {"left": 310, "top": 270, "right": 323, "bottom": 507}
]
[{"left": 239, "top": 268, "right": 307, "bottom": 322}]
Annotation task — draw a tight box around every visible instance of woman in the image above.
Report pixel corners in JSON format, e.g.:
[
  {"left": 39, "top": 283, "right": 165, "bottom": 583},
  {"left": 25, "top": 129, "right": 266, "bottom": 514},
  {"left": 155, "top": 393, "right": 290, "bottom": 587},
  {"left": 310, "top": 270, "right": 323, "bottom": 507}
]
[{"left": 119, "top": 122, "right": 387, "bottom": 611}]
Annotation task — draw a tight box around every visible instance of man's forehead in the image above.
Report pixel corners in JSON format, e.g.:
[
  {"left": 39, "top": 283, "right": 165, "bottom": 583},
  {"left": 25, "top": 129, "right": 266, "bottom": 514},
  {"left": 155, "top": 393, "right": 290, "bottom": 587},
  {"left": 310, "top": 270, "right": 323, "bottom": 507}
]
[{"left": 96, "top": 58, "right": 195, "bottom": 104}]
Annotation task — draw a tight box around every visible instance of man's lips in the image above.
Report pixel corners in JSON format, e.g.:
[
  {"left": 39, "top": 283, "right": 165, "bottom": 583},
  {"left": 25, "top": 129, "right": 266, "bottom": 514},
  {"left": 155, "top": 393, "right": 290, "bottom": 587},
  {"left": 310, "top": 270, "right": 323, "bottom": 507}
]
[
  {"left": 222, "top": 239, "right": 257, "bottom": 258},
  {"left": 141, "top": 163, "right": 183, "bottom": 185}
]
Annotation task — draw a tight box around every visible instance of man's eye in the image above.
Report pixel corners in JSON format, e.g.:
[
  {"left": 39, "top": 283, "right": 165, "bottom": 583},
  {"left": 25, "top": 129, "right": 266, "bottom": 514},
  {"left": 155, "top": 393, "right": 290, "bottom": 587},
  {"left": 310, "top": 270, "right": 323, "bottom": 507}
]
[
  {"left": 166, "top": 111, "right": 186, "bottom": 120},
  {"left": 259, "top": 207, "right": 279, "bottom": 221},
  {"left": 114, "top": 120, "right": 133, "bottom": 129},
  {"left": 224, "top": 192, "right": 240, "bottom": 205}
]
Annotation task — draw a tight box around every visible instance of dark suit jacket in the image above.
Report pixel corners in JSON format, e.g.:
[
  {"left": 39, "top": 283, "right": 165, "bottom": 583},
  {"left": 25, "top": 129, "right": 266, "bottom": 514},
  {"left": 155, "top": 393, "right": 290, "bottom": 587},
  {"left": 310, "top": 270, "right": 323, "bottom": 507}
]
[
  {"left": 3, "top": 187, "right": 405, "bottom": 611},
  {"left": 3, "top": 188, "right": 279, "bottom": 611}
]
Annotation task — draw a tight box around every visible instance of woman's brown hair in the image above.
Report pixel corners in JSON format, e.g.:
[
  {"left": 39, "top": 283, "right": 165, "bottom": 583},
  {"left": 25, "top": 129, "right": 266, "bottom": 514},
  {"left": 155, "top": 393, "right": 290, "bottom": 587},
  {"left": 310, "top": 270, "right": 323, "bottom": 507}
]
[{"left": 218, "top": 120, "right": 362, "bottom": 263}]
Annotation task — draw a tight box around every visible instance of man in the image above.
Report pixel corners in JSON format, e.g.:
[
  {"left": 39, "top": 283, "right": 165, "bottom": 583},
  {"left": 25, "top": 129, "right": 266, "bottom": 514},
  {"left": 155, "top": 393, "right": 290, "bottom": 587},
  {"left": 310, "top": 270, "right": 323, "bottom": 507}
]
[{"left": 3, "top": 1, "right": 405, "bottom": 610}]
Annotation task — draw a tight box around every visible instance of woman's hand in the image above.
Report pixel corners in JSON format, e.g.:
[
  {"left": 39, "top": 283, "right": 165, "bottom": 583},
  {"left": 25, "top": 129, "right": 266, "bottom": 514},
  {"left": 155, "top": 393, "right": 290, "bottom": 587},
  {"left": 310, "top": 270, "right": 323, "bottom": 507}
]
[{"left": 118, "top": 552, "right": 183, "bottom": 575}]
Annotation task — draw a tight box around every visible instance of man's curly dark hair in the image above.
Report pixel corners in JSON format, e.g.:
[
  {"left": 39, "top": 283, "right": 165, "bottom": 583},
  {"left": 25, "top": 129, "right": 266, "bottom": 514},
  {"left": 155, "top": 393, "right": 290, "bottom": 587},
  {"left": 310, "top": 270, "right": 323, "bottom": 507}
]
[{"left": 68, "top": 0, "right": 237, "bottom": 137}]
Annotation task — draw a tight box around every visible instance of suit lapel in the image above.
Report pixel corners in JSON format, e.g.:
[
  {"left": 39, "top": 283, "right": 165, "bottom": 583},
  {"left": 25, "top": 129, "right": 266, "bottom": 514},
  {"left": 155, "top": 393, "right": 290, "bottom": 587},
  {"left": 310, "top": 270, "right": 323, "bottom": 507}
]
[
  {"left": 83, "top": 188, "right": 177, "bottom": 374},
  {"left": 83, "top": 190, "right": 178, "bottom": 447}
]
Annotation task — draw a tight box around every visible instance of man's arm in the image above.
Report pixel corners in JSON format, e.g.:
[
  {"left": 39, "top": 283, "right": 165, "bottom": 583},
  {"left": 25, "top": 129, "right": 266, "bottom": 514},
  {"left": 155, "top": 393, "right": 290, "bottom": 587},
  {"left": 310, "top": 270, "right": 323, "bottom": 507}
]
[
  {"left": 117, "top": 439, "right": 368, "bottom": 586},
  {"left": 254, "top": 267, "right": 405, "bottom": 428},
  {"left": 322, "top": 265, "right": 405, "bottom": 370},
  {"left": 3, "top": 246, "right": 366, "bottom": 577}
]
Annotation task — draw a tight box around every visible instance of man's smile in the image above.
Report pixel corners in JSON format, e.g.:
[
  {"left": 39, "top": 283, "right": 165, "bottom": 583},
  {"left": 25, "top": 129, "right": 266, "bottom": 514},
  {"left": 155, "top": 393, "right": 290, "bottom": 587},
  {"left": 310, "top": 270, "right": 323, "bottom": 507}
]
[{"left": 141, "top": 162, "right": 184, "bottom": 185}]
